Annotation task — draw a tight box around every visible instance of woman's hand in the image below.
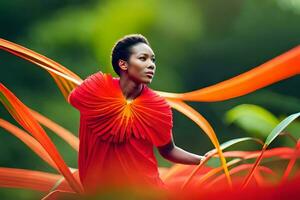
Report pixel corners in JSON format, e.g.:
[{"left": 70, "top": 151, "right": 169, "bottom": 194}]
[{"left": 158, "top": 135, "right": 209, "bottom": 165}]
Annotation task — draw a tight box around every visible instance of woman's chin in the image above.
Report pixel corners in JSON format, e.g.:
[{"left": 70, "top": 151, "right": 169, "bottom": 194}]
[
  {"left": 140, "top": 77, "right": 153, "bottom": 84},
  {"left": 144, "top": 78, "right": 152, "bottom": 84}
]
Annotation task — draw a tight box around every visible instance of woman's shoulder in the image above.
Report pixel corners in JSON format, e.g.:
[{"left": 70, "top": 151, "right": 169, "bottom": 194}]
[
  {"left": 68, "top": 71, "right": 115, "bottom": 110},
  {"left": 77, "top": 71, "right": 117, "bottom": 91},
  {"left": 82, "top": 71, "right": 111, "bottom": 83},
  {"left": 140, "top": 86, "right": 171, "bottom": 110}
]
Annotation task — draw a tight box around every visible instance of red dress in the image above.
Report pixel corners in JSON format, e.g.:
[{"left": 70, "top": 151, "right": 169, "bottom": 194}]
[{"left": 68, "top": 71, "right": 173, "bottom": 193}]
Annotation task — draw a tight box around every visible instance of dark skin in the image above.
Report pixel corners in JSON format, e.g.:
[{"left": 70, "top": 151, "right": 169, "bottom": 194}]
[{"left": 118, "top": 42, "right": 205, "bottom": 165}]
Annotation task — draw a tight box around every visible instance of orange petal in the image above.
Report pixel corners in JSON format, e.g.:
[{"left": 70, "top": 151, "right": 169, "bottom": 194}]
[
  {"left": 155, "top": 45, "right": 300, "bottom": 102},
  {"left": 195, "top": 159, "right": 242, "bottom": 188},
  {"left": 0, "top": 119, "right": 57, "bottom": 169},
  {"left": 166, "top": 99, "right": 232, "bottom": 188},
  {"left": 30, "top": 109, "right": 79, "bottom": 151},
  {"left": 0, "top": 167, "right": 62, "bottom": 192},
  {"left": 281, "top": 140, "right": 300, "bottom": 183},
  {"left": 0, "top": 84, "right": 83, "bottom": 193},
  {"left": 0, "top": 38, "right": 82, "bottom": 100},
  {"left": 41, "top": 190, "right": 77, "bottom": 200},
  {"left": 206, "top": 164, "right": 275, "bottom": 188}
]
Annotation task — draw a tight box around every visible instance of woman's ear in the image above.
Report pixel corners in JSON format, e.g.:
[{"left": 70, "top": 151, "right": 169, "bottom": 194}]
[{"left": 118, "top": 59, "right": 128, "bottom": 71}]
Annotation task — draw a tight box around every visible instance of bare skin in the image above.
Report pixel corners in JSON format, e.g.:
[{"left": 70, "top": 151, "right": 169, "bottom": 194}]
[
  {"left": 118, "top": 42, "right": 156, "bottom": 101},
  {"left": 118, "top": 42, "right": 205, "bottom": 165}
]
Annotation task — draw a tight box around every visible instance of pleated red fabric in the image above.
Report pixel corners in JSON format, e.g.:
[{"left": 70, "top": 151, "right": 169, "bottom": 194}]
[{"left": 68, "top": 71, "right": 173, "bottom": 193}]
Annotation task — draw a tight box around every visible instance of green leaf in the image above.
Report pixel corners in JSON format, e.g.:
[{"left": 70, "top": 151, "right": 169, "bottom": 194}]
[
  {"left": 220, "top": 137, "right": 264, "bottom": 149},
  {"left": 242, "top": 112, "right": 300, "bottom": 188},
  {"left": 225, "top": 104, "right": 279, "bottom": 138},
  {"left": 206, "top": 137, "right": 263, "bottom": 167},
  {"left": 265, "top": 112, "right": 300, "bottom": 146}
]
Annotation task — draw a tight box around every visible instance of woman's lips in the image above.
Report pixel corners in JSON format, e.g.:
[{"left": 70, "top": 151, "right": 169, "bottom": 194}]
[{"left": 145, "top": 71, "right": 154, "bottom": 78}]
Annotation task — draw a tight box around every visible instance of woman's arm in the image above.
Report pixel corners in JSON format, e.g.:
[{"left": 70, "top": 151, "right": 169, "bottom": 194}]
[{"left": 157, "top": 135, "right": 205, "bottom": 165}]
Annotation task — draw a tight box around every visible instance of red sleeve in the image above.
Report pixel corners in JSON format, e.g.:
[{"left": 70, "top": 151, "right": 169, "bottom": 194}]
[
  {"left": 151, "top": 106, "right": 173, "bottom": 147},
  {"left": 68, "top": 82, "right": 91, "bottom": 113},
  {"left": 152, "top": 128, "right": 173, "bottom": 147},
  {"left": 68, "top": 71, "right": 105, "bottom": 113},
  {"left": 68, "top": 84, "right": 82, "bottom": 111}
]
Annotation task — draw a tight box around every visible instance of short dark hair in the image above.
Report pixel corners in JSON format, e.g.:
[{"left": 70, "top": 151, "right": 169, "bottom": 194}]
[{"left": 111, "top": 34, "right": 150, "bottom": 76}]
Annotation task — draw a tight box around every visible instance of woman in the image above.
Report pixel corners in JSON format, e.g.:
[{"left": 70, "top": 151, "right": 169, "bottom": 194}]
[{"left": 68, "top": 34, "right": 205, "bottom": 194}]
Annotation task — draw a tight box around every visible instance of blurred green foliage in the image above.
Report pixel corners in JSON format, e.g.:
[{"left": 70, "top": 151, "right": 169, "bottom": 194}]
[
  {"left": 1, "top": 0, "right": 300, "bottom": 199},
  {"left": 225, "top": 104, "right": 280, "bottom": 139},
  {"left": 225, "top": 104, "right": 300, "bottom": 147}
]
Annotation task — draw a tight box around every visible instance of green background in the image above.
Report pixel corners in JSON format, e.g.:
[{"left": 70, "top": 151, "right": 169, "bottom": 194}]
[{"left": 1, "top": 0, "right": 300, "bottom": 199}]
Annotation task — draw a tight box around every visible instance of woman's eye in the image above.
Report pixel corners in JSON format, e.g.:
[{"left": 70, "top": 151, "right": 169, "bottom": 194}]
[
  {"left": 152, "top": 58, "right": 156, "bottom": 63},
  {"left": 139, "top": 57, "right": 146, "bottom": 61}
]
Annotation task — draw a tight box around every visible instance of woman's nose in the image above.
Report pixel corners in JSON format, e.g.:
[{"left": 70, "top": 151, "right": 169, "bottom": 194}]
[
  {"left": 148, "top": 65, "right": 155, "bottom": 70},
  {"left": 147, "top": 62, "right": 155, "bottom": 70}
]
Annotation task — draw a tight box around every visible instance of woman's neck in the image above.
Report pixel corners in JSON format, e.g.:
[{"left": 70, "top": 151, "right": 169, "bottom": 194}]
[{"left": 119, "top": 75, "right": 144, "bottom": 101}]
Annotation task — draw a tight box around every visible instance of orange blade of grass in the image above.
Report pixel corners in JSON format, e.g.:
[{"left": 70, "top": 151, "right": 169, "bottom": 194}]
[
  {"left": 160, "top": 164, "right": 189, "bottom": 182},
  {"left": 41, "top": 190, "right": 77, "bottom": 200},
  {"left": 198, "top": 150, "right": 283, "bottom": 189},
  {"left": 206, "top": 137, "right": 264, "bottom": 156},
  {"left": 281, "top": 139, "right": 300, "bottom": 183},
  {"left": 242, "top": 112, "right": 300, "bottom": 189},
  {"left": 0, "top": 119, "right": 57, "bottom": 169},
  {"left": 222, "top": 147, "right": 297, "bottom": 159},
  {"left": 49, "top": 168, "right": 78, "bottom": 192},
  {"left": 155, "top": 45, "right": 300, "bottom": 102},
  {"left": 172, "top": 146, "right": 296, "bottom": 189},
  {"left": 165, "top": 99, "right": 232, "bottom": 188},
  {"left": 198, "top": 147, "right": 294, "bottom": 189},
  {"left": 0, "top": 38, "right": 82, "bottom": 100},
  {"left": 158, "top": 166, "right": 170, "bottom": 178},
  {"left": 0, "top": 38, "right": 82, "bottom": 81},
  {"left": 212, "top": 148, "right": 297, "bottom": 167},
  {"left": 49, "top": 71, "right": 78, "bottom": 100},
  {"left": 30, "top": 109, "right": 79, "bottom": 152},
  {"left": 180, "top": 137, "right": 263, "bottom": 189},
  {"left": 206, "top": 164, "right": 275, "bottom": 189},
  {"left": 0, "top": 84, "right": 83, "bottom": 193},
  {"left": 253, "top": 171, "right": 265, "bottom": 187},
  {"left": 194, "top": 158, "right": 242, "bottom": 188},
  {"left": 194, "top": 146, "right": 298, "bottom": 188},
  {"left": 0, "top": 167, "right": 63, "bottom": 192}
]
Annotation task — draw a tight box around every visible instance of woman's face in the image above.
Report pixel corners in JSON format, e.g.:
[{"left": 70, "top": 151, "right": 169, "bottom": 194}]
[{"left": 123, "top": 43, "right": 156, "bottom": 84}]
